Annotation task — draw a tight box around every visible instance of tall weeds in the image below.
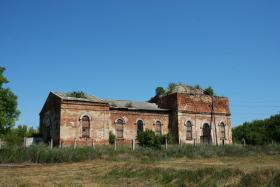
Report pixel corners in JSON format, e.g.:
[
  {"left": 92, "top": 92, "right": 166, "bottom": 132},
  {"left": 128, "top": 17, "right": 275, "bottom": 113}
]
[{"left": 0, "top": 144, "right": 280, "bottom": 164}]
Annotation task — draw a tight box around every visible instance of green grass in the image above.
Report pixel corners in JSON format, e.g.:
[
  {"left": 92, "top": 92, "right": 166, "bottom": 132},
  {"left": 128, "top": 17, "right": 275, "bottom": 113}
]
[
  {"left": 1, "top": 148, "right": 280, "bottom": 186},
  {"left": 0, "top": 144, "right": 280, "bottom": 164},
  {"left": 101, "top": 165, "right": 280, "bottom": 186}
]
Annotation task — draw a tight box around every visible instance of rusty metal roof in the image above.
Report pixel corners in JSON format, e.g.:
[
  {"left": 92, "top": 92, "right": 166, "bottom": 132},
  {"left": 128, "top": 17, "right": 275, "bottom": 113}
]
[{"left": 51, "top": 92, "right": 168, "bottom": 111}]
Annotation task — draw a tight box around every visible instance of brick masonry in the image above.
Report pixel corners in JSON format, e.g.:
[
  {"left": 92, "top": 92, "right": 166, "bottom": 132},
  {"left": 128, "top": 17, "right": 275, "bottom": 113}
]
[{"left": 39, "top": 91, "right": 232, "bottom": 147}]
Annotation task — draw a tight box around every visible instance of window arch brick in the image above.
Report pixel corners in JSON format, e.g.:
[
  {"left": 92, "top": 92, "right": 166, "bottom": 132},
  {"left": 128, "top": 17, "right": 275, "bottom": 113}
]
[{"left": 185, "top": 121, "right": 193, "bottom": 140}]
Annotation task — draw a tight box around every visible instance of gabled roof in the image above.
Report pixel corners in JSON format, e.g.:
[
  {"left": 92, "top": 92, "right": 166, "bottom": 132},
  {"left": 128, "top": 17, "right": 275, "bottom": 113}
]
[
  {"left": 49, "top": 92, "right": 168, "bottom": 112},
  {"left": 51, "top": 92, "right": 107, "bottom": 104}
]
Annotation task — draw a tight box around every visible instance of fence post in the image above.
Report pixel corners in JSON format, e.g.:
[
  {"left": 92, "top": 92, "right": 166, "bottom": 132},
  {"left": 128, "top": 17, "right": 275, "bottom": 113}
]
[
  {"left": 242, "top": 138, "right": 246, "bottom": 147},
  {"left": 0, "top": 138, "right": 2, "bottom": 149},
  {"left": 23, "top": 137, "right": 27, "bottom": 148},
  {"left": 114, "top": 140, "right": 117, "bottom": 151},
  {"left": 60, "top": 140, "right": 63, "bottom": 148},
  {"left": 74, "top": 138, "right": 77, "bottom": 149},
  {"left": 132, "top": 139, "right": 135, "bottom": 151},
  {"left": 50, "top": 139, "right": 53, "bottom": 149},
  {"left": 193, "top": 139, "right": 196, "bottom": 146},
  {"left": 165, "top": 138, "right": 168, "bottom": 150},
  {"left": 92, "top": 139, "right": 95, "bottom": 149}
]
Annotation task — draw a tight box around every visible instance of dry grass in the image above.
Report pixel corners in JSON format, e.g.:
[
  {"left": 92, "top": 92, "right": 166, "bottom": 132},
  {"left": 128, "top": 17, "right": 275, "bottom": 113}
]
[
  {"left": 158, "top": 155, "right": 280, "bottom": 172},
  {"left": 0, "top": 155, "right": 280, "bottom": 186}
]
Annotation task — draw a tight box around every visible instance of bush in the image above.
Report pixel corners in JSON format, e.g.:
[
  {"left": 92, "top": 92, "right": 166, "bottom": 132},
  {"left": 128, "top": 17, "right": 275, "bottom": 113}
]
[
  {"left": 204, "top": 86, "right": 215, "bottom": 96},
  {"left": 1, "top": 125, "right": 40, "bottom": 146},
  {"left": 137, "top": 130, "right": 161, "bottom": 149},
  {"left": 155, "top": 87, "right": 165, "bottom": 96},
  {"left": 109, "top": 131, "right": 115, "bottom": 144},
  {"left": 157, "top": 133, "right": 173, "bottom": 145},
  {"left": 66, "top": 91, "right": 87, "bottom": 98},
  {"left": 125, "top": 102, "right": 133, "bottom": 108}
]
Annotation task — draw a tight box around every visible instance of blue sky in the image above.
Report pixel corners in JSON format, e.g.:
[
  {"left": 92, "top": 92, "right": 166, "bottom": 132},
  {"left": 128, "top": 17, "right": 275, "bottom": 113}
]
[{"left": 1, "top": 0, "right": 279, "bottom": 128}]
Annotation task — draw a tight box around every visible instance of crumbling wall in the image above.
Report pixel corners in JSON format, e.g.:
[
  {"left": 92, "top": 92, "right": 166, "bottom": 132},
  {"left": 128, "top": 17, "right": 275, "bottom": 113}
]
[
  {"left": 158, "top": 93, "right": 232, "bottom": 145},
  {"left": 176, "top": 93, "right": 230, "bottom": 114},
  {"left": 60, "top": 101, "right": 111, "bottom": 146},
  {"left": 39, "top": 93, "right": 61, "bottom": 146},
  {"left": 40, "top": 90, "right": 232, "bottom": 147}
]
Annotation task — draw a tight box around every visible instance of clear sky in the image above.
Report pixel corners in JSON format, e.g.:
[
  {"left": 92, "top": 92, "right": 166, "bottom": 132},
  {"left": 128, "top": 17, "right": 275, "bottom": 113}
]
[{"left": 1, "top": 0, "right": 280, "bottom": 128}]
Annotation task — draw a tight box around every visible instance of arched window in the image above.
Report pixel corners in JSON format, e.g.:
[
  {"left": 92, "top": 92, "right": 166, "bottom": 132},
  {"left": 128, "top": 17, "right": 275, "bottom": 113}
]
[
  {"left": 137, "top": 120, "right": 144, "bottom": 135},
  {"left": 116, "top": 119, "right": 124, "bottom": 139},
  {"left": 82, "top": 115, "right": 90, "bottom": 138},
  {"left": 220, "top": 122, "right": 226, "bottom": 139},
  {"left": 155, "top": 121, "right": 162, "bottom": 135},
  {"left": 186, "top": 121, "right": 192, "bottom": 140}
]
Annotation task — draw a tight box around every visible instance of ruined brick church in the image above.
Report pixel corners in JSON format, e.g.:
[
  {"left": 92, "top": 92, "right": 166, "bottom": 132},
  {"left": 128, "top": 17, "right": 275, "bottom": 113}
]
[{"left": 39, "top": 85, "right": 232, "bottom": 147}]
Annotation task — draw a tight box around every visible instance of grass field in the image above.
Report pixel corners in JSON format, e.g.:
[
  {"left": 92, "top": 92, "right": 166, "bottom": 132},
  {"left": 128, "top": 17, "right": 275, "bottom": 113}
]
[{"left": 1, "top": 145, "right": 280, "bottom": 186}]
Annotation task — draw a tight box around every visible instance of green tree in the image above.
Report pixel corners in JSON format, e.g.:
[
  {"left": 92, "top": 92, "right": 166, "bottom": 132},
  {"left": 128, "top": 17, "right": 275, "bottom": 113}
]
[
  {"left": 0, "top": 67, "right": 20, "bottom": 136},
  {"left": 204, "top": 86, "right": 215, "bottom": 96},
  {"left": 3, "top": 125, "right": 39, "bottom": 146},
  {"left": 232, "top": 113, "right": 280, "bottom": 145},
  {"left": 166, "top": 82, "right": 177, "bottom": 94},
  {"left": 155, "top": 87, "right": 165, "bottom": 96}
]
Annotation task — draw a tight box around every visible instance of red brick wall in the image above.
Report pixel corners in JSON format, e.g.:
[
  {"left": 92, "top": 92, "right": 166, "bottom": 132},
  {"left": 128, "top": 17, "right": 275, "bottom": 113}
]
[
  {"left": 39, "top": 93, "right": 61, "bottom": 146},
  {"left": 159, "top": 93, "right": 230, "bottom": 115},
  {"left": 109, "top": 110, "right": 169, "bottom": 143},
  {"left": 155, "top": 93, "right": 232, "bottom": 144},
  {"left": 176, "top": 93, "right": 230, "bottom": 115},
  {"left": 60, "top": 101, "right": 110, "bottom": 146},
  {"left": 39, "top": 91, "right": 232, "bottom": 147}
]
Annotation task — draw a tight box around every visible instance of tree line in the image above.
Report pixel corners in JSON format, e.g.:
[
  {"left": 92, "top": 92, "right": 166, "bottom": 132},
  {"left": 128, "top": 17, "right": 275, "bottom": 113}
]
[
  {"left": 0, "top": 66, "right": 39, "bottom": 145},
  {"left": 233, "top": 114, "right": 280, "bottom": 145}
]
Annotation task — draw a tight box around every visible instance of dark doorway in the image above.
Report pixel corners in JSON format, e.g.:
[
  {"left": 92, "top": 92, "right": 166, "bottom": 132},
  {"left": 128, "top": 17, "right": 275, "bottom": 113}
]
[{"left": 201, "top": 123, "right": 211, "bottom": 144}]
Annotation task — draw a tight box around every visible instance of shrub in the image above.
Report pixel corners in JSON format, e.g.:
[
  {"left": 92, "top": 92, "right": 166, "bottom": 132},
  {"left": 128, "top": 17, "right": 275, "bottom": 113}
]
[
  {"left": 194, "top": 84, "right": 201, "bottom": 89},
  {"left": 157, "top": 133, "right": 173, "bottom": 145},
  {"left": 155, "top": 87, "right": 165, "bottom": 96},
  {"left": 66, "top": 91, "right": 87, "bottom": 98},
  {"left": 204, "top": 86, "right": 215, "bottom": 96},
  {"left": 137, "top": 130, "right": 161, "bottom": 149},
  {"left": 109, "top": 131, "right": 115, "bottom": 144},
  {"left": 166, "top": 83, "right": 177, "bottom": 94},
  {"left": 2, "top": 132, "right": 22, "bottom": 146},
  {"left": 125, "top": 102, "right": 133, "bottom": 108}
]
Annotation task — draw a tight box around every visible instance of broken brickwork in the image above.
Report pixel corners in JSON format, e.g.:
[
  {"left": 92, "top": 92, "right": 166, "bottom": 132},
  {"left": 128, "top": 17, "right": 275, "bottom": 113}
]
[{"left": 40, "top": 89, "right": 232, "bottom": 147}]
